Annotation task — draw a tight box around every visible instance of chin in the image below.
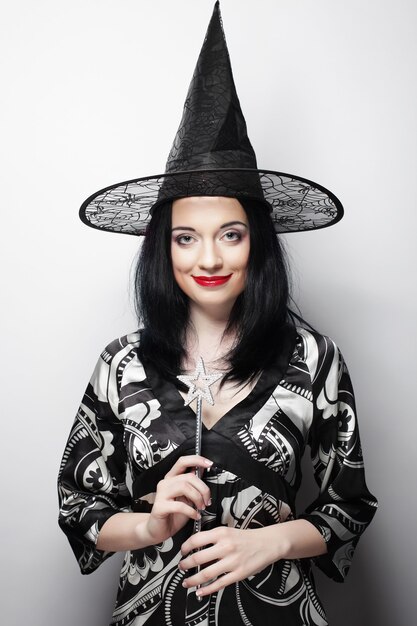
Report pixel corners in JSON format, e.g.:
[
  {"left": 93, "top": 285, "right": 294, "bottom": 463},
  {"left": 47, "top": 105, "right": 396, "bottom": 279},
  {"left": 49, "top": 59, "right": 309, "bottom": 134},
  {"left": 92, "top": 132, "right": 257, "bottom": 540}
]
[{"left": 191, "top": 290, "right": 242, "bottom": 311}]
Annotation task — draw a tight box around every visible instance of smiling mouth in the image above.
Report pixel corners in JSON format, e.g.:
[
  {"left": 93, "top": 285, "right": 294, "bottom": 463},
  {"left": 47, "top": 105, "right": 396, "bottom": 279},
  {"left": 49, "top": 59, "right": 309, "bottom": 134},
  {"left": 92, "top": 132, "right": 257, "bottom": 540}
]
[{"left": 192, "top": 274, "right": 233, "bottom": 287}]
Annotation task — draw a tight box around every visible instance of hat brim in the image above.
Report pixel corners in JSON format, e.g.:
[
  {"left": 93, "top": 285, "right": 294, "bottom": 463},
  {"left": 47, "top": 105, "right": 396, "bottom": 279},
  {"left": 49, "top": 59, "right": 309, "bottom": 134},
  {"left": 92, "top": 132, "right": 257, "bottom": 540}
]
[{"left": 79, "top": 168, "right": 343, "bottom": 235}]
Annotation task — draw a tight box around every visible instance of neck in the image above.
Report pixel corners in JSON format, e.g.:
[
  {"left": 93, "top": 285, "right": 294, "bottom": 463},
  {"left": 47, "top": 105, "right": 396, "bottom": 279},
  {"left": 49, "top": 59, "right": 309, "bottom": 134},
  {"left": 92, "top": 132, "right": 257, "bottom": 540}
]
[
  {"left": 184, "top": 302, "right": 237, "bottom": 370},
  {"left": 189, "top": 302, "right": 230, "bottom": 335}
]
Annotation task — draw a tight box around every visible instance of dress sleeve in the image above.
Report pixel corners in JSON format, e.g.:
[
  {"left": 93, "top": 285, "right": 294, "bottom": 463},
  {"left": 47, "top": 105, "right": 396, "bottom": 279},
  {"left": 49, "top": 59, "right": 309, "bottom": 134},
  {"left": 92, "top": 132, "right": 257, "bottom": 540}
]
[
  {"left": 57, "top": 346, "right": 132, "bottom": 575},
  {"left": 298, "top": 334, "right": 378, "bottom": 582}
]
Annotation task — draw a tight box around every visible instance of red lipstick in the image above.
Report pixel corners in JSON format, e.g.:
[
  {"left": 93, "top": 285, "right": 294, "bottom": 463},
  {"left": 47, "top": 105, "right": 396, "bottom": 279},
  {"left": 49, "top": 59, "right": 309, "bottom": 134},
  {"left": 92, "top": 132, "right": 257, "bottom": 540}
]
[{"left": 192, "top": 274, "right": 233, "bottom": 287}]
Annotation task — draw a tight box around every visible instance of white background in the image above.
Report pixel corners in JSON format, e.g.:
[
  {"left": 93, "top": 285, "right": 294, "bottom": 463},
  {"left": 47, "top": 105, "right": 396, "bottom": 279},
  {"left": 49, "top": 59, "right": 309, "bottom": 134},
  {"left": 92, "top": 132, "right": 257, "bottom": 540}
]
[{"left": 1, "top": 0, "right": 416, "bottom": 624}]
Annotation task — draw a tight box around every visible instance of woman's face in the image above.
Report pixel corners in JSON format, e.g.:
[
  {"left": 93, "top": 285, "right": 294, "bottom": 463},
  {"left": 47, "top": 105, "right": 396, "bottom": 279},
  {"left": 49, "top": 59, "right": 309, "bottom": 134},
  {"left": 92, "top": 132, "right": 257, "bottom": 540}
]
[{"left": 171, "top": 196, "right": 250, "bottom": 316}]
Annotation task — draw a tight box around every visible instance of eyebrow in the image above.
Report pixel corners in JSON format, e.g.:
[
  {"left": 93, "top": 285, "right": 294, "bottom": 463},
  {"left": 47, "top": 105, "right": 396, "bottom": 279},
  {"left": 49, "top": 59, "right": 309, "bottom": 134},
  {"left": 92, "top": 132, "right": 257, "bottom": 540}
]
[{"left": 171, "top": 221, "right": 248, "bottom": 232}]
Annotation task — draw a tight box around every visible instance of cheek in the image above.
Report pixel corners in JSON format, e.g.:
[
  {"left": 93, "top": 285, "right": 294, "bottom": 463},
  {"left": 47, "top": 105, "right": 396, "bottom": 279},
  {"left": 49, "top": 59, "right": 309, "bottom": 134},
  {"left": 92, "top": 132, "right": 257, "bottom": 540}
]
[
  {"left": 236, "top": 268, "right": 248, "bottom": 290},
  {"left": 171, "top": 265, "right": 189, "bottom": 296},
  {"left": 229, "top": 247, "right": 249, "bottom": 292},
  {"left": 240, "top": 245, "right": 250, "bottom": 286},
  {"left": 171, "top": 247, "right": 194, "bottom": 286},
  {"left": 229, "top": 242, "right": 250, "bottom": 271},
  {"left": 171, "top": 246, "right": 185, "bottom": 272}
]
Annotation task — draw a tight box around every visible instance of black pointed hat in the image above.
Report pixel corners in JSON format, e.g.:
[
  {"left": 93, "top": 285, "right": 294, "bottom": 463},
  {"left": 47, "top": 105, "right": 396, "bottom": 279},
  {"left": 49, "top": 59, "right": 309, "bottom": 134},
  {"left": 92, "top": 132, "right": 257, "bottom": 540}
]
[{"left": 80, "top": 2, "right": 343, "bottom": 234}]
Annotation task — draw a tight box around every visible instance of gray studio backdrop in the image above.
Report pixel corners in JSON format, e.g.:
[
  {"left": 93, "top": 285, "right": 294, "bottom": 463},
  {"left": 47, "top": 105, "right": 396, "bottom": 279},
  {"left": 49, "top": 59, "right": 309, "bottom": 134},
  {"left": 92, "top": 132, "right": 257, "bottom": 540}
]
[{"left": 1, "top": 0, "right": 416, "bottom": 624}]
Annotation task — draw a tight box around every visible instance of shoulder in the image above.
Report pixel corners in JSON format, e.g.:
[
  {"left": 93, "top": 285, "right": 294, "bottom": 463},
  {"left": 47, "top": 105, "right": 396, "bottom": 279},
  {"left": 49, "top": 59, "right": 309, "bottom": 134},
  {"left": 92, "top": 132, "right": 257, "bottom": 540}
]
[
  {"left": 89, "top": 330, "right": 144, "bottom": 405},
  {"left": 99, "top": 329, "right": 143, "bottom": 364},
  {"left": 293, "top": 327, "right": 355, "bottom": 414},
  {"left": 93, "top": 329, "right": 141, "bottom": 386},
  {"left": 294, "top": 326, "right": 343, "bottom": 386}
]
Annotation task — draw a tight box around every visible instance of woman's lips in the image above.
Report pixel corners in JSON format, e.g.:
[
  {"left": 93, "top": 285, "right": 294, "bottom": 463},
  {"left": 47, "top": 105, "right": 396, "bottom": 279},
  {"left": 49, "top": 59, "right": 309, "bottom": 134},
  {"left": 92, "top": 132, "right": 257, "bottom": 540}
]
[{"left": 192, "top": 274, "right": 233, "bottom": 287}]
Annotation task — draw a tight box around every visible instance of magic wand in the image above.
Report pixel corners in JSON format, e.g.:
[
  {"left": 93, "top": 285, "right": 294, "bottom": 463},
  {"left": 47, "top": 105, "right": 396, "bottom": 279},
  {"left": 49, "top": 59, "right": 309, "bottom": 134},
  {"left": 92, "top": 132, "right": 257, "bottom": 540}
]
[{"left": 177, "top": 357, "right": 222, "bottom": 598}]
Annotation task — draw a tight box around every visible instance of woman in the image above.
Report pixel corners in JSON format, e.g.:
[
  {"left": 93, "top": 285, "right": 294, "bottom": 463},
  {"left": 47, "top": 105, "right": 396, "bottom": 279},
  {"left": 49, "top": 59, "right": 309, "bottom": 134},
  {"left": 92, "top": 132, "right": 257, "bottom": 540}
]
[{"left": 58, "top": 4, "right": 378, "bottom": 625}]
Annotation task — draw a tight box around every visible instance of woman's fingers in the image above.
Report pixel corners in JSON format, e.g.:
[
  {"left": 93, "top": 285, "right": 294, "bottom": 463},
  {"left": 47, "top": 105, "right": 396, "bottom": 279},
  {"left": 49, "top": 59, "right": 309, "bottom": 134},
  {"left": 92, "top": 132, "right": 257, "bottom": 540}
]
[
  {"left": 165, "top": 455, "right": 213, "bottom": 478},
  {"left": 178, "top": 528, "right": 276, "bottom": 598},
  {"left": 179, "top": 543, "right": 220, "bottom": 571},
  {"left": 147, "top": 455, "right": 214, "bottom": 544},
  {"left": 194, "top": 572, "right": 237, "bottom": 598},
  {"left": 150, "top": 498, "right": 201, "bottom": 523},
  {"left": 182, "top": 560, "right": 229, "bottom": 590},
  {"left": 158, "top": 471, "right": 211, "bottom": 509},
  {"left": 158, "top": 479, "right": 207, "bottom": 511},
  {"left": 166, "top": 499, "right": 201, "bottom": 520},
  {"left": 179, "top": 532, "right": 242, "bottom": 597},
  {"left": 181, "top": 528, "right": 219, "bottom": 555}
]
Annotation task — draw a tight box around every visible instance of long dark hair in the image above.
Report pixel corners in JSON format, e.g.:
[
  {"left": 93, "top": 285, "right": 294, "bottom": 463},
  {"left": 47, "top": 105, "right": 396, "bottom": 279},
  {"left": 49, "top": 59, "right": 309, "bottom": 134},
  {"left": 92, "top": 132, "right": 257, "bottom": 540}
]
[{"left": 134, "top": 197, "right": 294, "bottom": 387}]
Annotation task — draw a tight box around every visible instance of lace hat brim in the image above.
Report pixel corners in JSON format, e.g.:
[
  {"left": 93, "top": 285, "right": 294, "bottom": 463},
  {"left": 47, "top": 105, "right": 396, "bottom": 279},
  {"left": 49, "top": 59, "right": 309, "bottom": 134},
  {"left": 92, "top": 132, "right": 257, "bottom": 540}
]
[{"left": 79, "top": 168, "right": 343, "bottom": 236}]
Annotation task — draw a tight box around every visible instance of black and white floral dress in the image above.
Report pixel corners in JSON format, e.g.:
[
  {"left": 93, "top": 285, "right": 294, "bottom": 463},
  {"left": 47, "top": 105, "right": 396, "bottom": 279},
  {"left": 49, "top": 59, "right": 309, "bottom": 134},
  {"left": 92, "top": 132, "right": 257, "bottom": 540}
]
[{"left": 58, "top": 326, "right": 378, "bottom": 625}]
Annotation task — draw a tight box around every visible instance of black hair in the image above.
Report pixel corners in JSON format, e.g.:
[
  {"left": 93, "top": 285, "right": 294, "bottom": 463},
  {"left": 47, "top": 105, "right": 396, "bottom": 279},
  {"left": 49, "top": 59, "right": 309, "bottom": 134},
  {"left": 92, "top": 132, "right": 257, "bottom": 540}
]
[{"left": 134, "top": 197, "right": 294, "bottom": 388}]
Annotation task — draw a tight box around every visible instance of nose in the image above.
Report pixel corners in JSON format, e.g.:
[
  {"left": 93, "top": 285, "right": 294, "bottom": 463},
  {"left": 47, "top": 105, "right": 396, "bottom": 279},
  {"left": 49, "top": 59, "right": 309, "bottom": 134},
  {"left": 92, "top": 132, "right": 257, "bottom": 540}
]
[{"left": 197, "top": 239, "right": 223, "bottom": 272}]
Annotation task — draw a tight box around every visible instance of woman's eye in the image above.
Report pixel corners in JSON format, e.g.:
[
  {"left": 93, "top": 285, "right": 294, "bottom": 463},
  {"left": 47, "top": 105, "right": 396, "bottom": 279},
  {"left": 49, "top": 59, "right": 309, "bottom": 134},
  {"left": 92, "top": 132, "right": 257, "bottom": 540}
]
[
  {"left": 222, "top": 231, "right": 241, "bottom": 242},
  {"left": 176, "top": 234, "right": 194, "bottom": 245}
]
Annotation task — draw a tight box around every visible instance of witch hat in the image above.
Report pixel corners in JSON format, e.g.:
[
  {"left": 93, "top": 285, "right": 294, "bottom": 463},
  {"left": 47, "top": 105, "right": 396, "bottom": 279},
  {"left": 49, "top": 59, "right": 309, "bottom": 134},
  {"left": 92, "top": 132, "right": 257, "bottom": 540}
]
[{"left": 79, "top": 1, "right": 343, "bottom": 235}]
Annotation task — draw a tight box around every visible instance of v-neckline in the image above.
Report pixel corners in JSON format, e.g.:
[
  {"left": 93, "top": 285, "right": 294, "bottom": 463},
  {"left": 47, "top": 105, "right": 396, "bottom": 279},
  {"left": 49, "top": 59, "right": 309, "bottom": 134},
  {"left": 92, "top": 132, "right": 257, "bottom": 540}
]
[
  {"left": 176, "top": 371, "right": 264, "bottom": 432},
  {"left": 140, "top": 325, "right": 297, "bottom": 439}
]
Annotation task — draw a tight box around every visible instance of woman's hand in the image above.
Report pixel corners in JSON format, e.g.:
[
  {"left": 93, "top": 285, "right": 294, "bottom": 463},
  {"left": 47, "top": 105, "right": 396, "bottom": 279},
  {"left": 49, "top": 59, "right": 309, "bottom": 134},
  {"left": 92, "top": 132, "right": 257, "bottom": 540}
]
[
  {"left": 178, "top": 519, "right": 328, "bottom": 597},
  {"left": 141, "top": 455, "right": 212, "bottom": 546},
  {"left": 178, "top": 526, "right": 287, "bottom": 597}
]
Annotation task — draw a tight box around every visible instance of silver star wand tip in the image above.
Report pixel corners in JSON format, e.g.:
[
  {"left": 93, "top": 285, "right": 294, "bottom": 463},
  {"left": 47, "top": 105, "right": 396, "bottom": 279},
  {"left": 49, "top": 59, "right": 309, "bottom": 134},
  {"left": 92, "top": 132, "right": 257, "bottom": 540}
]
[{"left": 177, "top": 356, "right": 223, "bottom": 406}]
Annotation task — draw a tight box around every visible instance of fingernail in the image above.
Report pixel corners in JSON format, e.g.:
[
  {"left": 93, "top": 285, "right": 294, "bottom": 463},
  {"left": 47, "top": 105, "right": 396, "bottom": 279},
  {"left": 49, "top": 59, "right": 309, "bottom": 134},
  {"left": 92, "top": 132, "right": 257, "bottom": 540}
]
[
  {"left": 207, "top": 498, "right": 212, "bottom": 506},
  {"left": 204, "top": 459, "right": 213, "bottom": 466},
  {"left": 182, "top": 581, "right": 188, "bottom": 588},
  {"left": 196, "top": 589, "right": 202, "bottom": 597}
]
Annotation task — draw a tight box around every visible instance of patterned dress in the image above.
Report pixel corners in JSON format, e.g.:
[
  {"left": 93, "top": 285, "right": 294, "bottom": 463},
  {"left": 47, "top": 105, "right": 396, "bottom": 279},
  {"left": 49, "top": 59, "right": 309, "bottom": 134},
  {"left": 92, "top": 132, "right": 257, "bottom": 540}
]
[{"left": 58, "top": 326, "right": 378, "bottom": 625}]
